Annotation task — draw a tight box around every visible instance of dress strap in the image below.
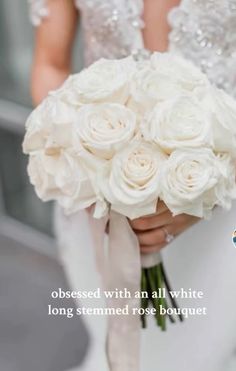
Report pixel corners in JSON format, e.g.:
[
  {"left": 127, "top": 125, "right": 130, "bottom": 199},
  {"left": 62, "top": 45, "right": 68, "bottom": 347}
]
[{"left": 28, "top": 0, "right": 49, "bottom": 26}]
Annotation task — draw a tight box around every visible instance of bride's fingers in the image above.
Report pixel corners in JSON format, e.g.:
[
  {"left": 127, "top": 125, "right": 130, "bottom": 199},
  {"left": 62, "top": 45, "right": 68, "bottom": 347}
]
[
  {"left": 130, "top": 210, "right": 173, "bottom": 231},
  {"left": 136, "top": 219, "right": 182, "bottom": 247},
  {"left": 136, "top": 226, "right": 168, "bottom": 246},
  {"left": 135, "top": 214, "right": 200, "bottom": 248},
  {"left": 138, "top": 215, "right": 198, "bottom": 247}
]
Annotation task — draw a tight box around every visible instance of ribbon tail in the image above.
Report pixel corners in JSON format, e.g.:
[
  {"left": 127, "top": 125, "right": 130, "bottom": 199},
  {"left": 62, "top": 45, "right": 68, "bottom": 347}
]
[
  {"left": 106, "top": 211, "right": 141, "bottom": 371},
  {"left": 88, "top": 208, "right": 109, "bottom": 282}
]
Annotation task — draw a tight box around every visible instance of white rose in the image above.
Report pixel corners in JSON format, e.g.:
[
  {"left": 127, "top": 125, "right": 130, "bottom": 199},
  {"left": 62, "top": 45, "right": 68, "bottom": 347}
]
[
  {"left": 24, "top": 96, "right": 98, "bottom": 214},
  {"left": 160, "top": 148, "right": 221, "bottom": 218},
  {"left": 128, "top": 52, "right": 208, "bottom": 115},
  {"left": 76, "top": 103, "right": 137, "bottom": 160},
  {"left": 150, "top": 52, "right": 209, "bottom": 91},
  {"left": 201, "top": 86, "right": 236, "bottom": 156},
  {"left": 27, "top": 151, "right": 97, "bottom": 214},
  {"left": 128, "top": 65, "right": 180, "bottom": 115},
  {"left": 54, "top": 57, "right": 136, "bottom": 107},
  {"left": 99, "top": 142, "right": 167, "bottom": 219},
  {"left": 23, "top": 96, "right": 79, "bottom": 154},
  {"left": 142, "top": 95, "right": 213, "bottom": 154}
]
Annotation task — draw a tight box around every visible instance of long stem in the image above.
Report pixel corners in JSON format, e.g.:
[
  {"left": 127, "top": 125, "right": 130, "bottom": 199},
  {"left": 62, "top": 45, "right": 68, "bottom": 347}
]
[
  {"left": 146, "top": 269, "right": 161, "bottom": 328},
  {"left": 155, "top": 265, "right": 166, "bottom": 331},
  {"left": 161, "top": 263, "right": 184, "bottom": 322}
]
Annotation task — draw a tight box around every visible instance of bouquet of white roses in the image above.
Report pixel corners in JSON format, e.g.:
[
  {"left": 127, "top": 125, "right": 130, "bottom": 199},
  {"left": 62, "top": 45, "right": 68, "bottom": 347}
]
[{"left": 23, "top": 53, "right": 236, "bottom": 334}]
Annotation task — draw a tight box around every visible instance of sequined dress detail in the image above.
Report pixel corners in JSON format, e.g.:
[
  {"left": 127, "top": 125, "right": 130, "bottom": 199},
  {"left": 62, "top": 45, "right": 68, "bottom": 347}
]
[{"left": 28, "top": 0, "right": 236, "bottom": 97}]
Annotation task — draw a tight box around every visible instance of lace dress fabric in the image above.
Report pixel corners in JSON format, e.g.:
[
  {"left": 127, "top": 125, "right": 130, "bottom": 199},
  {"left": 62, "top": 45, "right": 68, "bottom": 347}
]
[
  {"left": 28, "top": 0, "right": 236, "bottom": 97},
  {"left": 75, "top": 0, "right": 145, "bottom": 65},
  {"left": 168, "top": 0, "right": 236, "bottom": 97}
]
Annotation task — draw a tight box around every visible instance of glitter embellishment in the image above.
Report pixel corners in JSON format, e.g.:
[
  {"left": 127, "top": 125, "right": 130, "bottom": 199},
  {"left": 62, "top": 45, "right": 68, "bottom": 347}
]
[{"left": 28, "top": 0, "right": 49, "bottom": 26}]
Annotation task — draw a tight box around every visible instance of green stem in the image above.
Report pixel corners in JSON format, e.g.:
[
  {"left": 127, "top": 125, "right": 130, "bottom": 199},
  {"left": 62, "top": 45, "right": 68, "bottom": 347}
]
[
  {"left": 147, "top": 268, "right": 162, "bottom": 328},
  {"left": 156, "top": 265, "right": 167, "bottom": 331},
  {"left": 161, "top": 263, "right": 184, "bottom": 323}
]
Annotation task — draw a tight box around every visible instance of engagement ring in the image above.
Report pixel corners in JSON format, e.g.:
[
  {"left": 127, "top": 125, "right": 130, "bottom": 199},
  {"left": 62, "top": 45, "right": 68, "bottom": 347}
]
[{"left": 162, "top": 227, "right": 174, "bottom": 243}]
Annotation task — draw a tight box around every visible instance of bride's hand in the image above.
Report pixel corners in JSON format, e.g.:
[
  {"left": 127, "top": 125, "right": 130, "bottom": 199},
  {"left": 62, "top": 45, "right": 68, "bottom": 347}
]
[{"left": 129, "top": 202, "right": 199, "bottom": 254}]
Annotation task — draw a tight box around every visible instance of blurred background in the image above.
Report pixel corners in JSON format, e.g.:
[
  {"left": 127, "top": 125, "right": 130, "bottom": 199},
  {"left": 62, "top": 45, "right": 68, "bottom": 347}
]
[
  {"left": 2, "top": 3, "right": 236, "bottom": 371},
  {"left": 0, "top": 1, "right": 89, "bottom": 370}
]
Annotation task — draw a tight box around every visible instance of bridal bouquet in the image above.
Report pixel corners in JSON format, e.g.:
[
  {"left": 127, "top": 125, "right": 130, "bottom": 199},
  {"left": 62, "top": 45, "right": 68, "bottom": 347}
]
[{"left": 23, "top": 53, "right": 236, "bottom": 332}]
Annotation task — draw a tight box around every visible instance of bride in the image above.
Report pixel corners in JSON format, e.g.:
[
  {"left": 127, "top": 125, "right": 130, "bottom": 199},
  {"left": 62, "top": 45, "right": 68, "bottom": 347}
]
[{"left": 28, "top": 1, "right": 236, "bottom": 370}]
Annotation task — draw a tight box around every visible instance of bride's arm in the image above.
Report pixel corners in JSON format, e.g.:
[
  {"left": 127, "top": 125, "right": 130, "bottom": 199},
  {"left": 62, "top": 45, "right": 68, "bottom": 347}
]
[{"left": 31, "top": 0, "right": 79, "bottom": 105}]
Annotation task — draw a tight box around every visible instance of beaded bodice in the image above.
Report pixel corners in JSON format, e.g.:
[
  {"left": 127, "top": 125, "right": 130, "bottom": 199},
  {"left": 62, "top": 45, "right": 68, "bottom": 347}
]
[
  {"left": 28, "top": 0, "right": 236, "bottom": 97},
  {"left": 168, "top": 0, "right": 236, "bottom": 97}
]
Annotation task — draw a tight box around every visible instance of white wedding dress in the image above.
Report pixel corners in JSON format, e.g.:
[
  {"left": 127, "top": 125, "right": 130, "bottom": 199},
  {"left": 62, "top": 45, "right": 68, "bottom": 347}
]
[{"left": 29, "top": 1, "right": 236, "bottom": 370}]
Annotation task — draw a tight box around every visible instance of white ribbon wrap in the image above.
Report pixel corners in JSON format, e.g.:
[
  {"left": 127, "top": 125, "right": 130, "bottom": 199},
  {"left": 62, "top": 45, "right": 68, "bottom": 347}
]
[
  {"left": 88, "top": 209, "right": 162, "bottom": 371},
  {"left": 141, "top": 252, "right": 162, "bottom": 268}
]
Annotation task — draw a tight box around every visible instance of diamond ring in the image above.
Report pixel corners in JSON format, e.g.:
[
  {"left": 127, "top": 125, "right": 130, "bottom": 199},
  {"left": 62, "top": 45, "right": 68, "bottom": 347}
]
[{"left": 162, "top": 227, "right": 175, "bottom": 243}]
